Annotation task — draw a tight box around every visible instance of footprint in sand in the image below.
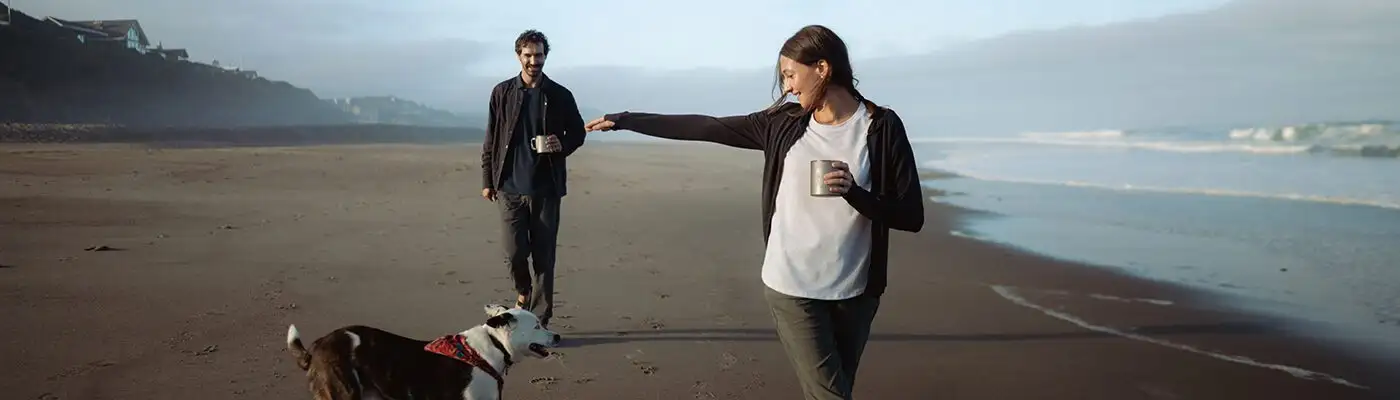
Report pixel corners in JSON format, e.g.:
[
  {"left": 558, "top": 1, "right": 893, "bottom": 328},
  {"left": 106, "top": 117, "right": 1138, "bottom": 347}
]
[
  {"left": 691, "top": 381, "right": 718, "bottom": 399},
  {"left": 529, "top": 376, "right": 559, "bottom": 389},
  {"left": 719, "top": 352, "right": 739, "bottom": 370},
  {"left": 630, "top": 360, "right": 658, "bottom": 376},
  {"left": 192, "top": 345, "right": 219, "bottom": 356},
  {"left": 644, "top": 317, "right": 665, "bottom": 330},
  {"left": 742, "top": 372, "right": 767, "bottom": 390},
  {"left": 625, "top": 352, "right": 658, "bottom": 376}
]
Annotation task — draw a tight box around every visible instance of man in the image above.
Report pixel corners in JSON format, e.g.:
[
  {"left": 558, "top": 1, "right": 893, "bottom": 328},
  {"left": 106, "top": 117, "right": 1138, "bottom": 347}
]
[{"left": 480, "top": 30, "right": 586, "bottom": 330}]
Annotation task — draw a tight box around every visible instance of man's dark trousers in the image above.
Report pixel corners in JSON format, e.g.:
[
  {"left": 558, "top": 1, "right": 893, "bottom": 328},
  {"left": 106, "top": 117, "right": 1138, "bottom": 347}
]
[{"left": 497, "top": 192, "right": 559, "bottom": 325}]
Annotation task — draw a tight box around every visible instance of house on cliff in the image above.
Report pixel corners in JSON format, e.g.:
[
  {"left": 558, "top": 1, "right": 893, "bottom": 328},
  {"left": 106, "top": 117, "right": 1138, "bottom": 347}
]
[
  {"left": 46, "top": 18, "right": 151, "bottom": 54},
  {"left": 44, "top": 18, "right": 106, "bottom": 43},
  {"left": 151, "top": 46, "right": 189, "bottom": 61}
]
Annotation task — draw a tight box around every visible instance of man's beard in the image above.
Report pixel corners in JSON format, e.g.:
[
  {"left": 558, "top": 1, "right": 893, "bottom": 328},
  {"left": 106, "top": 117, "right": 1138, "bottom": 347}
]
[{"left": 525, "top": 64, "right": 543, "bottom": 75}]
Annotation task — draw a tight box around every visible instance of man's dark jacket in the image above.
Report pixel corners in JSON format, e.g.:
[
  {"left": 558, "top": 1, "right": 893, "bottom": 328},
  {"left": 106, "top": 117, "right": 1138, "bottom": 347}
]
[{"left": 481, "top": 74, "right": 587, "bottom": 196}]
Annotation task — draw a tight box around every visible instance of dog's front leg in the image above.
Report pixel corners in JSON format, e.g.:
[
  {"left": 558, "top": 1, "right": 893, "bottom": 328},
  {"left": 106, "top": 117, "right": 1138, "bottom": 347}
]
[{"left": 461, "top": 382, "right": 499, "bottom": 400}]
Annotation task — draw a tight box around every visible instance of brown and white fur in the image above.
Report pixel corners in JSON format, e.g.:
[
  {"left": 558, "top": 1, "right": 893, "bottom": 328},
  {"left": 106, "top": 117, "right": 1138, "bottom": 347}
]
[{"left": 285, "top": 304, "right": 560, "bottom": 400}]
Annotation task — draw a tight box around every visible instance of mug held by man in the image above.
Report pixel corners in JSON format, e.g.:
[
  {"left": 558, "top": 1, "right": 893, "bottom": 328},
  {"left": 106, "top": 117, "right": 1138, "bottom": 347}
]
[
  {"left": 529, "top": 97, "right": 562, "bottom": 153},
  {"left": 530, "top": 134, "right": 563, "bottom": 154}
]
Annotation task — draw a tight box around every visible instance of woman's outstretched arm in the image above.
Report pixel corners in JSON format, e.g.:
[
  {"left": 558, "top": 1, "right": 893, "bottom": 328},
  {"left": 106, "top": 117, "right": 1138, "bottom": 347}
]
[{"left": 593, "top": 110, "right": 773, "bottom": 151}]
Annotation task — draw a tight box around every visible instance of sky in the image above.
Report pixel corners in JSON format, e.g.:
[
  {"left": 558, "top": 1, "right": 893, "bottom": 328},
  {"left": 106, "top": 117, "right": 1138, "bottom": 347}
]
[{"left": 17, "top": 0, "right": 1400, "bottom": 135}]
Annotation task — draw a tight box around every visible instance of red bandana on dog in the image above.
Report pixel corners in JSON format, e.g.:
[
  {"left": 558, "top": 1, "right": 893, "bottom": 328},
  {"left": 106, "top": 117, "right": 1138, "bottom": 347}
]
[{"left": 424, "top": 334, "right": 505, "bottom": 393}]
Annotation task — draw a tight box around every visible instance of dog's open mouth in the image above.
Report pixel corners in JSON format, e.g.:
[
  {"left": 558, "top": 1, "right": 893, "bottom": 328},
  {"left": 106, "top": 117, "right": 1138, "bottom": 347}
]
[{"left": 529, "top": 343, "right": 550, "bottom": 357}]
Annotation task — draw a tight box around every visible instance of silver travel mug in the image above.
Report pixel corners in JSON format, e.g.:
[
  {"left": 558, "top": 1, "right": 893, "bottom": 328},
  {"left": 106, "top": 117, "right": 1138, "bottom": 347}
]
[{"left": 810, "top": 160, "right": 841, "bottom": 197}]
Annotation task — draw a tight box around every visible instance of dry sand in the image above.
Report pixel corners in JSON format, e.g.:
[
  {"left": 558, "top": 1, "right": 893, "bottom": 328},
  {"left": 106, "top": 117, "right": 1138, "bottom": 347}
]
[{"left": 2, "top": 142, "right": 1396, "bottom": 399}]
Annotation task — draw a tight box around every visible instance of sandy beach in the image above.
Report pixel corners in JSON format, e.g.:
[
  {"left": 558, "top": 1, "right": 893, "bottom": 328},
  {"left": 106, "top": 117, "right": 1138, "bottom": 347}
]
[{"left": 2, "top": 141, "right": 1396, "bottom": 399}]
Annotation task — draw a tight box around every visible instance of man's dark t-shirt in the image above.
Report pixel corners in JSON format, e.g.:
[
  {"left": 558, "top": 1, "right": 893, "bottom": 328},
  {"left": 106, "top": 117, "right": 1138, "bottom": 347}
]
[{"left": 499, "top": 86, "right": 554, "bottom": 196}]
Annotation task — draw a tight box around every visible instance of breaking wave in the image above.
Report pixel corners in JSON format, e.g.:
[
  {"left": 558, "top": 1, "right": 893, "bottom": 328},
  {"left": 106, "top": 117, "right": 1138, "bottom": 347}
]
[
  {"left": 1020, "top": 129, "right": 1127, "bottom": 140},
  {"left": 914, "top": 121, "right": 1400, "bottom": 159},
  {"left": 1228, "top": 123, "right": 1394, "bottom": 144},
  {"left": 912, "top": 137, "right": 1314, "bottom": 155},
  {"left": 921, "top": 167, "right": 1400, "bottom": 211}
]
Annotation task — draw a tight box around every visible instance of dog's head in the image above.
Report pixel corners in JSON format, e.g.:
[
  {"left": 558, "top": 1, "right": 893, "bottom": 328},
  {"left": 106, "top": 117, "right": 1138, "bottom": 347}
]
[{"left": 483, "top": 304, "right": 560, "bottom": 358}]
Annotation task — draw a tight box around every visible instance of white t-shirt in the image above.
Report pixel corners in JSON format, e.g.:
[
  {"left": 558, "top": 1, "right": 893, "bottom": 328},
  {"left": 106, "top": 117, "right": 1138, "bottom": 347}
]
[{"left": 760, "top": 103, "right": 873, "bottom": 300}]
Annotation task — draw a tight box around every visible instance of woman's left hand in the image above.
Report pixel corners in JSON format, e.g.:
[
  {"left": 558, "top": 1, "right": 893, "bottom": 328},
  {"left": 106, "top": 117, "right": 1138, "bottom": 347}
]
[
  {"left": 585, "top": 116, "right": 616, "bottom": 132},
  {"left": 823, "top": 161, "right": 854, "bottom": 195}
]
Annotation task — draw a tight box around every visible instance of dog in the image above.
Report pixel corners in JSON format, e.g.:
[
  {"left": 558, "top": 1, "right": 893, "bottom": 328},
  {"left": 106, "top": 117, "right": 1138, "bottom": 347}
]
[{"left": 285, "top": 304, "right": 561, "bottom": 400}]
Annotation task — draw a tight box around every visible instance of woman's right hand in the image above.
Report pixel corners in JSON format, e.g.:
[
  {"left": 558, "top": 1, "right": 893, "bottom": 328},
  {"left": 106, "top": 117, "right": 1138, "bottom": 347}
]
[{"left": 585, "top": 116, "right": 616, "bottom": 132}]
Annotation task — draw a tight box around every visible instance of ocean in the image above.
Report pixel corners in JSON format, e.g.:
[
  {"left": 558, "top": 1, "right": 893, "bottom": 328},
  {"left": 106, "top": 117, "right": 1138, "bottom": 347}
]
[{"left": 914, "top": 121, "right": 1400, "bottom": 355}]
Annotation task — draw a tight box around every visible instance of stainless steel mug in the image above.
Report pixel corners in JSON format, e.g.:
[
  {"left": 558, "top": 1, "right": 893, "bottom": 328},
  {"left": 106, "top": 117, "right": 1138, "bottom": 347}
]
[
  {"left": 530, "top": 135, "right": 554, "bottom": 153},
  {"left": 810, "top": 160, "right": 842, "bottom": 197}
]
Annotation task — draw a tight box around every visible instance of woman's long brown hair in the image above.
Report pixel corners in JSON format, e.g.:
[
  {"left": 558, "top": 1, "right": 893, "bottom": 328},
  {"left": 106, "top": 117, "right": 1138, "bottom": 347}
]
[{"left": 764, "top": 25, "right": 875, "bottom": 117}]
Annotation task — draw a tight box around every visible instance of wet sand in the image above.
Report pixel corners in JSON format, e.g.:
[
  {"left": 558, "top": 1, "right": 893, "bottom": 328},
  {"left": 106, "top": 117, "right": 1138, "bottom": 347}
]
[{"left": 1, "top": 141, "right": 1396, "bottom": 399}]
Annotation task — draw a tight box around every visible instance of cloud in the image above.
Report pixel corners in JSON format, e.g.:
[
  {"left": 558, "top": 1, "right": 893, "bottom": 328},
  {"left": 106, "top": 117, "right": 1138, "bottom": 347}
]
[{"left": 551, "top": 0, "right": 1400, "bottom": 135}]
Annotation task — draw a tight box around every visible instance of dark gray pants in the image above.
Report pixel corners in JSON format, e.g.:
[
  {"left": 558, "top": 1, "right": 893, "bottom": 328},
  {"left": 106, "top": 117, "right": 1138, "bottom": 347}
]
[
  {"left": 497, "top": 192, "right": 560, "bottom": 326},
  {"left": 764, "top": 286, "right": 881, "bottom": 400}
]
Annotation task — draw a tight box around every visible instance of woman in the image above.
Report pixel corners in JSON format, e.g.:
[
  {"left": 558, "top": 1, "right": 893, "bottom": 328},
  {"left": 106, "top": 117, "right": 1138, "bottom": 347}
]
[{"left": 585, "top": 25, "right": 924, "bottom": 400}]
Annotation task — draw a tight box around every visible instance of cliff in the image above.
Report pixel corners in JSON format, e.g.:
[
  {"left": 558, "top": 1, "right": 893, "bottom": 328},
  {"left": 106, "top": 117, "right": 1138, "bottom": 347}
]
[{"left": 0, "top": 5, "right": 351, "bottom": 127}]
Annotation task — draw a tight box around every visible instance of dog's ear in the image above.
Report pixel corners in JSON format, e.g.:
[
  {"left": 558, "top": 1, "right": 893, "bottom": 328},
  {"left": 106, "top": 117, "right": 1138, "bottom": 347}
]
[
  {"left": 484, "top": 304, "right": 509, "bottom": 317},
  {"left": 486, "top": 312, "right": 516, "bottom": 329}
]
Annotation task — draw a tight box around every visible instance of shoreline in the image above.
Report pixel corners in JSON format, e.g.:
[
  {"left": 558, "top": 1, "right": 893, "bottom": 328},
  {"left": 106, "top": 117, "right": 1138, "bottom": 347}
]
[
  {"left": 1, "top": 141, "right": 1395, "bottom": 399},
  {"left": 902, "top": 195, "right": 1400, "bottom": 395},
  {"left": 919, "top": 165, "right": 1400, "bottom": 359}
]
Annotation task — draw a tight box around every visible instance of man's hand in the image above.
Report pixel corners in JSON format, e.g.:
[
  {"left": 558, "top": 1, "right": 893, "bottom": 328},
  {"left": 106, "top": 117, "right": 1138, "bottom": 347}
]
[
  {"left": 585, "top": 116, "right": 615, "bottom": 132},
  {"left": 823, "top": 161, "right": 855, "bottom": 195},
  {"left": 482, "top": 188, "right": 496, "bottom": 202},
  {"left": 540, "top": 135, "right": 564, "bottom": 153}
]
